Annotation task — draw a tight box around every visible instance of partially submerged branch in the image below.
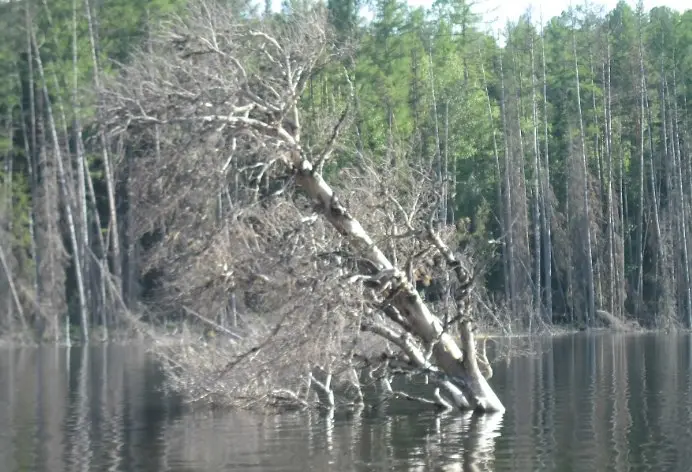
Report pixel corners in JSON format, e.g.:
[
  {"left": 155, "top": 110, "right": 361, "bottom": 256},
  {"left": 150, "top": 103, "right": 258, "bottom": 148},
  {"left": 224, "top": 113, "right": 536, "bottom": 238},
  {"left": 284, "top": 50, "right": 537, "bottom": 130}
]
[
  {"left": 309, "top": 371, "right": 335, "bottom": 408},
  {"left": 380, "top": 377, "right": 452, "bottom": 411}
]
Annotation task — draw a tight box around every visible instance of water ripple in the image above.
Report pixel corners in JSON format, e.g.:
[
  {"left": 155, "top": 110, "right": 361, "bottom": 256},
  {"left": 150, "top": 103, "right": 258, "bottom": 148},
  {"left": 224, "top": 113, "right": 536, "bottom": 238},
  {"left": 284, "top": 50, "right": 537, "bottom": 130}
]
[{"left": 2, "top": 335, "right": 691, "bottom": 471}]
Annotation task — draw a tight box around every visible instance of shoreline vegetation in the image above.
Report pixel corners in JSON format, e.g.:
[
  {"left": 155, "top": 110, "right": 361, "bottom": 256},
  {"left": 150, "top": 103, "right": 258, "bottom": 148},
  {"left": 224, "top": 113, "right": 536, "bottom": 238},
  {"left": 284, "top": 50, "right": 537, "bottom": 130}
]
[{"left": 1, "top": 0, "right": 691, "bottom": 412}]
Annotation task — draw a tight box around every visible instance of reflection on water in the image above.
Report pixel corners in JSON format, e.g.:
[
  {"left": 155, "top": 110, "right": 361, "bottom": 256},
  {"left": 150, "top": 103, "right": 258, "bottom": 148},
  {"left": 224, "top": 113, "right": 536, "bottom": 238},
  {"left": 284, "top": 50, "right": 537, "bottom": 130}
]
[{"left": 1, "top": 333, "right": 691, "bottom": 471}]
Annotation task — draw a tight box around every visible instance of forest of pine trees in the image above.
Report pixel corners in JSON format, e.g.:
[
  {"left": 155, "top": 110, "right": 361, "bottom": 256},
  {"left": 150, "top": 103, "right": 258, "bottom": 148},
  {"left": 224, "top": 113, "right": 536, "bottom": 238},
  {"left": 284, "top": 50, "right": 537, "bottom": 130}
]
[{"left": 1, "top": 0, "right": 691, "bottom": 343}]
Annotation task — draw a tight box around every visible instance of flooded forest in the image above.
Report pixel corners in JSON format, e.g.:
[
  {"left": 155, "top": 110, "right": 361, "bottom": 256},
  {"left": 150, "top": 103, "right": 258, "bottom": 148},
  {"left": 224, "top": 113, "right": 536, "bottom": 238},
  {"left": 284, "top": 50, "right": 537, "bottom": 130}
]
[{"left": 0, "top": 0, "right": 691, "bottom": 412}]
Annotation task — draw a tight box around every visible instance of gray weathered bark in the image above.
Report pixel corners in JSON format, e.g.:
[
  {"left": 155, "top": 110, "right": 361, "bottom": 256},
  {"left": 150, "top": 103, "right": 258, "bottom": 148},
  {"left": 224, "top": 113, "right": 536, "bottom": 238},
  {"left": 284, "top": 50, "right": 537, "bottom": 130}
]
[
  {"left": 540, "top": 21, "right": 553, "bottom": 322},
  {"left": 294, "top": 160, "right": 503, "bottom": 412},
  {"left": 572, "top": 22, "right": 596, "bottom": 324},
  {"left": 85, "top": 0, "right": 122, "bottom": 293},
  {"left": 32, "top": 26, "right": 89, "bottom": 342}
]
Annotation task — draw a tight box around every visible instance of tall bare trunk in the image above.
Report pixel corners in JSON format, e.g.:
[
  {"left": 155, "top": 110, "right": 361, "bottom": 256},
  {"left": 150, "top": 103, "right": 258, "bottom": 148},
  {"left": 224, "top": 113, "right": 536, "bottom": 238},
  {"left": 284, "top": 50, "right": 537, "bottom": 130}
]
[
  {"left": 565, "top": 127, "right": 574, "bottom": 322},
  {"left": 603, "top": 46, "right": 617, "bottom": 318},
  {"left": 444, "top": 101, "right": 451, "bottom": 223},
  {"left": 17, "top": 84, "right": 40, "bottom": 309},
  {"left": 529, "top": 29, "right": 542, "bottom": 322},
  {"left": 540, "top": 21, "right": 553, "bottom": 322},
  {"left": 85, "top": 0, "right": 122, "bottom": 294},
  {"left": 635, "top": 21, "right": 646, "bottom": 318},
  {"left": 84, "top": 155, "right": 109, "bottom": 333},
  {"left": 508, "top": 36, "right": 532, "bottom": 326},
  {"left": 480, "top": 46, "right": 509, "bottom": 304},
  {"left": 511, "top": 47, "right": 532, "bottom": 324},
  {"left": 31, "top": 27, "right": 89, "bottom": 342},
  {"left": 428, "top": 48, "right": 445, "bottom": 222},
  {"left": 24, "top": 1, "right": 41, "bottom": 310},
  {"left": 618, "top": 122, "right": 627, "bottom": 317},
  {"left": 4, "top": 108, "right": 14, "bottom": 326},
  {"left": 588, "top": 52, "right": 603, "bottom": 308},
  {"left": 643, "top": 76, "right": 664, "bottom": 322},
  {"left": 573, "top": 23, "right": 596, "bottom": 324},
  {"left": 499, "top": 51, "right": 516, "bottom": 318},
  {"left": 72, "top": 0, "right": 90, "bottom": 315}
]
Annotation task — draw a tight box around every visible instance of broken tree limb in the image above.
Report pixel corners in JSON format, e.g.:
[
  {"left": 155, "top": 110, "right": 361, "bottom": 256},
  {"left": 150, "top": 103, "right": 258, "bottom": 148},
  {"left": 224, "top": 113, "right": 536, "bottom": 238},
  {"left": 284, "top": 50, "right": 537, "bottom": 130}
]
[
  {"left": 380, "top": 377, "right": 452, "bottom": 410},
  {"left": 294, "top": 158, "right": 504, "bottom": 413}
]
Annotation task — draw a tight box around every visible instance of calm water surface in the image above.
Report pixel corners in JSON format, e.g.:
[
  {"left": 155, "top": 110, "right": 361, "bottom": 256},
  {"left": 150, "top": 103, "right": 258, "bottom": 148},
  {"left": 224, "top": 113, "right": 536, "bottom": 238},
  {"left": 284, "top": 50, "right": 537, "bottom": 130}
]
[{"left": 1, "top": 333, "right": 692, "bottom": 471}]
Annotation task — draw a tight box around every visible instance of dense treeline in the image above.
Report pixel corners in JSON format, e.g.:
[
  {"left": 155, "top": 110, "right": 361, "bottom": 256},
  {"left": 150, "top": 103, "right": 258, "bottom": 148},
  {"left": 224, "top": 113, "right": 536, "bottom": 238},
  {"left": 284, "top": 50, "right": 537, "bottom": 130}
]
[{"left": 0, "top": 0, "right": 691, "bottom": 343}]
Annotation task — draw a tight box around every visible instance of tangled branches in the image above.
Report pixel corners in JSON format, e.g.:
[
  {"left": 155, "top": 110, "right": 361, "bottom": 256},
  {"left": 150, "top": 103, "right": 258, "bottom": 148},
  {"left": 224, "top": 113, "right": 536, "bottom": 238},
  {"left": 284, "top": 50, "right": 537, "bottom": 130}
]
[{"left": 99, "top": 0, "right": 504, "bottom": 413}]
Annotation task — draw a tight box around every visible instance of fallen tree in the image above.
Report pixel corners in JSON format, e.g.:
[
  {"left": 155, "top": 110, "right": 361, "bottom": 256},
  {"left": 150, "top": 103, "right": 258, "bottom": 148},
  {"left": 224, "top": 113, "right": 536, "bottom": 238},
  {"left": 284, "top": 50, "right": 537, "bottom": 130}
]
[{"left": 98, "top": 0, "right": 504, "bottom": 413}]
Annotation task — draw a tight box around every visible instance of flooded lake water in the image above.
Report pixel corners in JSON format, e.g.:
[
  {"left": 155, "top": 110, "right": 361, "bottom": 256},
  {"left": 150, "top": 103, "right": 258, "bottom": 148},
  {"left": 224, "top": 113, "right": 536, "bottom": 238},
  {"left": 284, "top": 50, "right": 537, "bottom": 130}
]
[{"left": 1, "top": 333, "right": 691, "bottom": 471}]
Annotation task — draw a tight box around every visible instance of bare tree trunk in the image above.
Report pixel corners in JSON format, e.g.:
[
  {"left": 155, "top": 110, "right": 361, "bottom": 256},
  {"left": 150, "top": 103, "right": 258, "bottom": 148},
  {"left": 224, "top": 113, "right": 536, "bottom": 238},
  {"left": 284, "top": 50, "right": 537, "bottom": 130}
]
[
  {"left": 511, "top": 49, "right": 532, "bottom": 325},
  {"left": 499, "top": 51, "right": 516, "bottom": 319},
  {"left": 565, "top": 128, "right": 575, "bottom": 323},
  {"left": 428, "top": 48, "right": 445, "bottom": 223},
  {"left": 603, "top": 47, "right": 617, "bottom": 319},
  {"left": 588, "top": 52, "right": 603, "bottom": 309},
  {"left": 17, "top": 84, "right": 40, "bottom": 310},
  {"left": 85, "top": 0, "right": 122, "bottom": 294},
  {"left": 2, "top": 108, "right": 22, "bottom": 334},
  {"left": 31, "top": 27, "right": 89, "bottom": 342},
  {"left": 529, "top": 29, "right": 542, "bottom": 321},
  {"left": 24, "top": 1, "right": 41, "bottom": 311},
  {"left": 643, "top": 76, "right": 664, "bottom": 322},
  {"left": 508, "top": 37, "right": 532, "bottom": 326},
  {"left": 610, "top": 122, "right": 631, "bottom": 317},
  {"left": 73, "top": 0, "right": 91, "bottom": 317},
  {"left": 444, "top": 101, "right": 451, "bottom": 223},
  {"left": 3, "top": 110, "right": 14, "bottom": 328},
  {"left": 573, "top": 25, "right": 596, "bottom": 324},
  {"left": 540, "top": 21, "right": 553, "bottom": 322},
  {"left": 480, "top": 46, "right": 509, "bottom": 304},
  {"left": 635, "top": 21, "right": 646, "bottom": 318},
  {"left": 658, "top": 57, "right": 675, "bottom": 323},
  {"left": 84, "top": 158, "right": 109, "bottom": 333}
]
